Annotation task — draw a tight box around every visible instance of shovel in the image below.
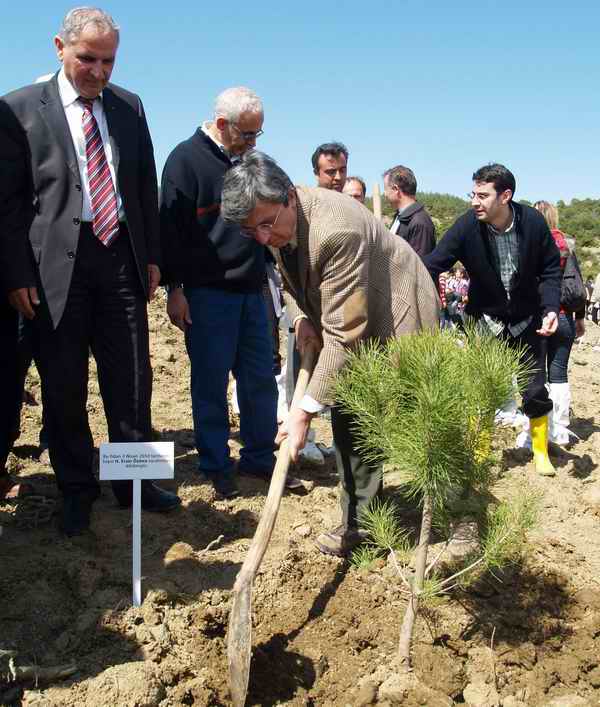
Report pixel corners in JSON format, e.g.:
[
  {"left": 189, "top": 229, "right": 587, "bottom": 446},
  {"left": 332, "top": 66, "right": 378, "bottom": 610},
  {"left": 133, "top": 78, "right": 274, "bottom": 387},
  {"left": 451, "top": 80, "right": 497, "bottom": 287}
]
[{"left": 227, "top": 345, "right": 318, "bottom": 707}]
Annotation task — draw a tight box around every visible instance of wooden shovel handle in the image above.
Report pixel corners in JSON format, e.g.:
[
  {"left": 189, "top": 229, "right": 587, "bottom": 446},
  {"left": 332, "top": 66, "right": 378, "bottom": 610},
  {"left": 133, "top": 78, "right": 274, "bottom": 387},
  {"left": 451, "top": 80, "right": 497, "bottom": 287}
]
[
  {"left": 372, "top": 182, "right": 382, "bottom": 220},
  {"left": 232, "top": 344, "right": 318, "bottom": 591}
]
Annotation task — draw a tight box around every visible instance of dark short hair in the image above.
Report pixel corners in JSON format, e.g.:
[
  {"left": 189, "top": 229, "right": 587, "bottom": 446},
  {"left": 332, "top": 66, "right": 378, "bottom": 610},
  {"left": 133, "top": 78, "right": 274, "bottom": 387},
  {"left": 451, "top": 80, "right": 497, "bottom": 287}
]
[
  {"left": 383, "top": 165, "right": 417, "bottom": 197},
  {"left": 472, "top": 163, "right": 516, "bottom": 196},
  {"left": 346, "top": 176, "right": 366, "bottom": 197},
  {"left": 311, "top": 142, "right": 349, "bottom": 174}
]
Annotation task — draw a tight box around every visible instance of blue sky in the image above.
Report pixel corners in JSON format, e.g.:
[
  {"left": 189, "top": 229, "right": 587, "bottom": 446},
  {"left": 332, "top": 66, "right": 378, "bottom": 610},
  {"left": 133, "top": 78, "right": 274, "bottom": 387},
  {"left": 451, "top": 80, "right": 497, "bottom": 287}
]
[{"left": 2, "top": 1, "right": 598, "bottom": 203}]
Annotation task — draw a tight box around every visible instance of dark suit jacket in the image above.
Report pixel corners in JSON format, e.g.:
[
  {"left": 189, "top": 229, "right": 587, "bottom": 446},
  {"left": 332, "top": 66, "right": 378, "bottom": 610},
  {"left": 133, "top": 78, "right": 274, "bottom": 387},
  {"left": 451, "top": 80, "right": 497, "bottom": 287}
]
[
  {"left": 391, "top": 201, "right": 436, "bottom": 259},
  {"left": 0, "top": 73, "right": 160, "bottom": 327},
  {"left": 424, "top": 202, "right": 561, "bottom": 325}
]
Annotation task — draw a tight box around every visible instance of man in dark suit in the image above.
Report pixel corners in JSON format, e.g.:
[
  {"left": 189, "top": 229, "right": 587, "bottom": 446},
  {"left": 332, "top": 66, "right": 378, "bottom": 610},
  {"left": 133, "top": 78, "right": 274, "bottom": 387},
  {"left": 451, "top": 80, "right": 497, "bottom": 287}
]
[
  {"left": 424, "top": 163, "right": 561, "bottom": 477},
  {"left": 0, "top": 7, "right": 180, "bottom": 535}
]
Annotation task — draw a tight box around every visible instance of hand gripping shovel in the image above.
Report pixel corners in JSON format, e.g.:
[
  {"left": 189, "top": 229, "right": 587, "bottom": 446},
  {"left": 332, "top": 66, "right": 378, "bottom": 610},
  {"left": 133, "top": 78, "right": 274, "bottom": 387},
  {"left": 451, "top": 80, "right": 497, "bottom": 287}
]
[{"left": 227, "top": 345, "right": 318, "bottom": 706}]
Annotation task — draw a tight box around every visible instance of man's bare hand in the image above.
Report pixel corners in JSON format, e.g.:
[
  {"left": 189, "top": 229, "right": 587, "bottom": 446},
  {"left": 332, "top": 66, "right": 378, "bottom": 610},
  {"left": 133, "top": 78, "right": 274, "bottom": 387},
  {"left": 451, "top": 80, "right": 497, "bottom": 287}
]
[
  {"left": 147, "top": 264, "right": 161, "bottom": 300},
  {"left": 167, "top": 288, "right": 192, "bottom": 331},
  {"left": 536, "top": 311, "right": 558, "bottom": 337},
  {"left": 294, "top": 318, "right": 322, "bottom": 355},
  {"left": 8, "top": 287, "right": 39, "bottom": 319},
  {"left": 285, "top": 407, "right": 314, "bottom": 462},
  {"left": 575, "top": 318, "right": 585, "bottom": 338}
]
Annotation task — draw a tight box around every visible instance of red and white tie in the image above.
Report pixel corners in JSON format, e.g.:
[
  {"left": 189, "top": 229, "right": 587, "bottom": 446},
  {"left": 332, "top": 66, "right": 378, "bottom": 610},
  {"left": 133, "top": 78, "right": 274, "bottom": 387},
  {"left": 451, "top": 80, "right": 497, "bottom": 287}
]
[{"left": 80, "top": 97, "right": 119, "bottom": 246}]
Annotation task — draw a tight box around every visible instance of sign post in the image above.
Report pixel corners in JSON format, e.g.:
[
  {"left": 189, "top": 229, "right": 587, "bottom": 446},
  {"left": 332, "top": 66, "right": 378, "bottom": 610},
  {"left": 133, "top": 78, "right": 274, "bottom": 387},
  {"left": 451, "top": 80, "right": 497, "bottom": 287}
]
[{"left": 99, "top": 441, "right": 174, "bottom": 607}]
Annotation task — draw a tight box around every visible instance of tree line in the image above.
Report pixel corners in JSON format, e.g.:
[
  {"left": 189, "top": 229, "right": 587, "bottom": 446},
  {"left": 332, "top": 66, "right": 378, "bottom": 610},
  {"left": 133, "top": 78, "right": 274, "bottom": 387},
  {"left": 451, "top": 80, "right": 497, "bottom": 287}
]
[{"left": 365, "top": 193, "right": 600, "bottom": 277}]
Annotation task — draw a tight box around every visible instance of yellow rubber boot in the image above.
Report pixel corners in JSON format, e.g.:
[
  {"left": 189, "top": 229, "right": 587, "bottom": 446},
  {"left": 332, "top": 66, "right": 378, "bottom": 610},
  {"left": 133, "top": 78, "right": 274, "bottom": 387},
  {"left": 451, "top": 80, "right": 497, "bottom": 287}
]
[{"left": 530, "top": 415, "right": 556, "bottom": 477}]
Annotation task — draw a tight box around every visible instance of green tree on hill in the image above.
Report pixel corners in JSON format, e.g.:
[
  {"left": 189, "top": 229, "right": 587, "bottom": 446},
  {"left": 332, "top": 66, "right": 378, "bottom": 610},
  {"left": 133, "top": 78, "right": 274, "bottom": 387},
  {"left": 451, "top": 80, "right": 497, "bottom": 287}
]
[{"left": 365, "top": 191, "right": 599, "bottom": 275}]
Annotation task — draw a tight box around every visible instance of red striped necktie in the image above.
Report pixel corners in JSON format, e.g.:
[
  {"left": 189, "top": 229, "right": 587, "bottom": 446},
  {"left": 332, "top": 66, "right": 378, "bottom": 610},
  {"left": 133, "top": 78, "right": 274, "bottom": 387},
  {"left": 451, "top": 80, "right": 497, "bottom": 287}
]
[{"left": 79, "top": 97, "right": 119, "bottom": 246}]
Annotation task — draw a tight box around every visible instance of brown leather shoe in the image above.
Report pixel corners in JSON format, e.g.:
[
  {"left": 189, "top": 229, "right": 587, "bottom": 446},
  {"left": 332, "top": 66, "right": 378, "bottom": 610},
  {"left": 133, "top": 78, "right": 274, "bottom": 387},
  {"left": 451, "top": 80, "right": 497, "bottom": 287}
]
[
  {"left": 0, "top": 475, "right": 35, "bottom": 503},
  {"left": 314, "top": 525, "right": 368, "bottom": 557}
]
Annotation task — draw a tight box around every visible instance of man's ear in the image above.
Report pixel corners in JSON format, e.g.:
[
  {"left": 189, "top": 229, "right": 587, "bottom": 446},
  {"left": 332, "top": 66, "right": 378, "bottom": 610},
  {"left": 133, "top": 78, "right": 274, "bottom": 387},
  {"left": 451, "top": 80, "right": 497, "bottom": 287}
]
[
  {"left": 215, "top": 116, "right": 228, "bottom": 132},
  {"left": 501, "top": 189, "right": 513, "bottom": 205},
  {"left": 54, "top": 35, "right": 65, "bottom": 61}
]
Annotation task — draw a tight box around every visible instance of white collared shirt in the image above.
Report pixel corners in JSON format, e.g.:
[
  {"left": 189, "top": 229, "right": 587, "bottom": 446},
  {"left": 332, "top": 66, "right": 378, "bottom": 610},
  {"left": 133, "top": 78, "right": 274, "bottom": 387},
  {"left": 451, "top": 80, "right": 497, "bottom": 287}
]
[
  {"left": 57, "top": 69, "right": 124, "bottom": 220},
  {"left": 201, "top": 121, "right": 232, "bottom": 161},
  {"left": 390, "top": 204, "right": 408, "bottom": 235}
]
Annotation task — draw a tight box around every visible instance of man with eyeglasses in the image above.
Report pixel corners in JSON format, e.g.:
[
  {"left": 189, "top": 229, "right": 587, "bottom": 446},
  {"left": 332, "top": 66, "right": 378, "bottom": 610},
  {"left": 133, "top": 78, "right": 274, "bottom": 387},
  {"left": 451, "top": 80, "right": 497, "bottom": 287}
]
[
  {"left": 221, "top": 151, "right": 440, "bottom": 556},
  {"left": 160, "top": 86, "right": 280, "bottom": 499},
  {"left": 424, "top": 163, "right": 562, "bottom": 477}
]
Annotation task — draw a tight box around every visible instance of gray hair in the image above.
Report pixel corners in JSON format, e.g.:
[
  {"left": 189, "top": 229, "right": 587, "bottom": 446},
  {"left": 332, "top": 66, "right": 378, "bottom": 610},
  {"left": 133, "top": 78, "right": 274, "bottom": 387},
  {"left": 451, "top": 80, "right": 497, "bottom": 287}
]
[
  {"left": 58, "top": 7, "right": 120, "bottom": 45},
  {"left": 221, "top": 151, "right": 292, "bottom": 224},
  {"left": 214, "top": 87, "right": 263, "bottom": 122}
]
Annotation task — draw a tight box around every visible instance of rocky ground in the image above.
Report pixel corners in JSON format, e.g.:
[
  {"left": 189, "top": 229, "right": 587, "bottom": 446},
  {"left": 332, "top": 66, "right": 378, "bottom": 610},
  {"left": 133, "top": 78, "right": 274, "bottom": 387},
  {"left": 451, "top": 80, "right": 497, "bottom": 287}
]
[{"left": 1, "top": 296, "right": 600, "bottom": 707}]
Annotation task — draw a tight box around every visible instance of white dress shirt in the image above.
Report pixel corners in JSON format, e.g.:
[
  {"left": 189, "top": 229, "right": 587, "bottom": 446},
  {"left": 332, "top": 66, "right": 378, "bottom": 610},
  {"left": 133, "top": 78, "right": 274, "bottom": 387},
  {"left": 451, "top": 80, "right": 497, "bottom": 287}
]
[{"left": 57, "top": 69, "right": 124, "bottom": 221}]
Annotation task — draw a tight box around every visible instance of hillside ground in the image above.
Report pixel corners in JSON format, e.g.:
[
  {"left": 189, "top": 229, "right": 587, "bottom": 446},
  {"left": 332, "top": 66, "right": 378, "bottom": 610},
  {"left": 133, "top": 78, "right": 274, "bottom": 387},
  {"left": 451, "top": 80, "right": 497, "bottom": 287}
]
[{"left": 1, "top": 297, "right": 600, "bottom": 706}]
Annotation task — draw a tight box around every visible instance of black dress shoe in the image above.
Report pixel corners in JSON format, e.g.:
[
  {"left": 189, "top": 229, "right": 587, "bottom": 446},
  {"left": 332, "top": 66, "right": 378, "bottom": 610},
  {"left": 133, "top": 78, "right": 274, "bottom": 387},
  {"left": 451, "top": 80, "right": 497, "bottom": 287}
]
[{"left": 140, "top": 482, "right": 181, "bottom": 512}]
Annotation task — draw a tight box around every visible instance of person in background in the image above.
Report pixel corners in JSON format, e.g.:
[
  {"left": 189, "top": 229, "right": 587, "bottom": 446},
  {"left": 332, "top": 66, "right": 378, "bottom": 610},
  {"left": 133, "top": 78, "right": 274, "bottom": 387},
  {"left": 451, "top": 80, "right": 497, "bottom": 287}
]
[
  {"left": 530, "top": 201, "right": 585, "bottom": 446},
  {"left": 592, "top": 272, "right": 600, "bottom": 325},
  {"left": 425, "top": 164, "right": 561, "bottom": 477},
  {"left": 342, "top": 176, "right": 366, "bottom": 204},
  {"left": 446, "top": 264, "right": 469, "bottom": 328},
  {"left": 286, "top": 141, "right": 351, "bottom": 465},
  {"left": 585, "top": 277, "right": 594, "bottom": 320},
  {"left": 312, "top": 142, "right": 348, "bottom": 192},
  {"left": 383, "top": 164, "right": 436, "bottom": 259}
]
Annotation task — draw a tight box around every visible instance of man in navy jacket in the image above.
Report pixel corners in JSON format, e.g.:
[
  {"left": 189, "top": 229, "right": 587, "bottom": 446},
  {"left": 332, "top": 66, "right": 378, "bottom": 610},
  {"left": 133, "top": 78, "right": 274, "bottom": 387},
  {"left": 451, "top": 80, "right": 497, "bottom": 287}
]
[{"left": 425, "top": 163, "right": 561, "bottom": 476}]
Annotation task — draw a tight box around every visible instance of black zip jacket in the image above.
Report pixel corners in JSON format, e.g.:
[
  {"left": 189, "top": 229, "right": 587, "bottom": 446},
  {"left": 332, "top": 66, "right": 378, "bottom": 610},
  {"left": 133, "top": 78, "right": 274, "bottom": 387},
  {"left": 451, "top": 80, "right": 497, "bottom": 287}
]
[
  {"left": 393, "top": 201, "right": 436, "bottom": 259},
  {"left": 424, "top": 202, "right": 561, "bottom": 324},
  {"left": 159, "top": 129, "right": 264, "bottom": 291}
]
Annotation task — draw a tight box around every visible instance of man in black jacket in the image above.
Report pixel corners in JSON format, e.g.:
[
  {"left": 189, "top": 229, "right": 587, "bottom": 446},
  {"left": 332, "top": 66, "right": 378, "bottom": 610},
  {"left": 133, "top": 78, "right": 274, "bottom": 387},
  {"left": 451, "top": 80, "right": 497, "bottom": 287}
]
[
  {"left": 383, "top": 165, "right": 436, "bottom": 258},
  {"left": 425, "top": 163, "right": 561, "bottom": 476},
  {"left": 160, "top": 87, "right": 278, "bottom": 498}
]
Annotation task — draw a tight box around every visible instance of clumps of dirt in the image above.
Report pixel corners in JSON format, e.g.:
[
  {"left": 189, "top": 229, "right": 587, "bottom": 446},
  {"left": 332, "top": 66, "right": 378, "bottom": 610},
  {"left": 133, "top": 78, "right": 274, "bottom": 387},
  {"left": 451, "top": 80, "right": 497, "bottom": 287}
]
[{"left": 4, "top": 303, "right": 600, "bottom": 705}]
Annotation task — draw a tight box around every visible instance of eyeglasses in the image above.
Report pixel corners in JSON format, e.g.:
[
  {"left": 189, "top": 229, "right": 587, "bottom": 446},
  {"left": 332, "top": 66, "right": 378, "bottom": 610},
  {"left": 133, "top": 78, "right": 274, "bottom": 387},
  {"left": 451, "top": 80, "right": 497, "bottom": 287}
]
[
  {"left": 230, "top": 122, "right": 264, "bottom": 142},
  {"left": 240, "top": 203, "right": 284, "bottom": 241},
  {"left": 468, "top": 189, "right": 509, "bottom": 202},
  {"left": 467, "top": 191, "right": 491, "bottom": 202}
]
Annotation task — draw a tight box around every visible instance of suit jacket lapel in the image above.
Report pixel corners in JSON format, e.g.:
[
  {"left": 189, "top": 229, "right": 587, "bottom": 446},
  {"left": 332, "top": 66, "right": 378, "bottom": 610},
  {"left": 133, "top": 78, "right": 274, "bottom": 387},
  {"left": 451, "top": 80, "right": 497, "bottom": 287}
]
[
  {"left": 38, "top": 77, "right": 79, "bottom": 179},
  {"left": 101, "top": 88, "right": 121, "bottom": 178}
]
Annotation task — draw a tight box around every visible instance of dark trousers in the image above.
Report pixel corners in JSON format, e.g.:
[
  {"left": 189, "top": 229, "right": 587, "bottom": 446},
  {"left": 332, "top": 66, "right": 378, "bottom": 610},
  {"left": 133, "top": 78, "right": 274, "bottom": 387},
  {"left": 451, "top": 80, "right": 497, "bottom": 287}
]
[
  {"left": 285, "top": 334, "right": 382, "bottom": 527},
  {"left": 0, "top": 297, "right": 21, "bottom": 472},
  {"left": 503, "top": 318, "right": 553, "bottom": 419},
  {"left": 33, "top": 224, "right": 152, "bottom": 501},
  {"left": 15, "top": 315, "right": 48, "bottom": 448},
  {"left": 545, "top": 313, "right": 575, "bottom": 384},
  {"left": 330, "top": 405, "right": 383, "bottom": 529}
]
